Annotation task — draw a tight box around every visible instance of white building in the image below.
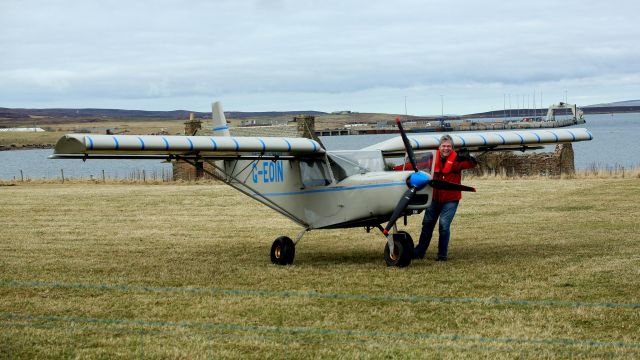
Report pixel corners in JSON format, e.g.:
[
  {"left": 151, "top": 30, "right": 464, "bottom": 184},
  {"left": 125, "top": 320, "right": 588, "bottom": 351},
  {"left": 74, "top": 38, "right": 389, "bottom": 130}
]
[{"left": 0, "top": 128, "right": 46, "bottom": 132}]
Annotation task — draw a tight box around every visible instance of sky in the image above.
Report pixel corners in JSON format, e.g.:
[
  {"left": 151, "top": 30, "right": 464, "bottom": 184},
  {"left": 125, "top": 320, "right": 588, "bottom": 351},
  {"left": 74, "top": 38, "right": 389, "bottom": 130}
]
[{"left": 1, "top": 0, "right": 639, "bottom": 115}]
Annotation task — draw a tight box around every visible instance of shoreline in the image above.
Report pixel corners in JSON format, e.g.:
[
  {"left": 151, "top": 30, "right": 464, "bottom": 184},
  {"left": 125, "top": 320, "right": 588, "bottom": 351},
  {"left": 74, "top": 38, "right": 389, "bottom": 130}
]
[{"left": 0, "top": 144, "right": 53, "bottom": 151}]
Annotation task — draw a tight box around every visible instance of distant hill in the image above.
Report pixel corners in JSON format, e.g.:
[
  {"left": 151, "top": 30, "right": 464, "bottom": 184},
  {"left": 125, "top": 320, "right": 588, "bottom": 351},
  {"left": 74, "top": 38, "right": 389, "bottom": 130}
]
[
  {"left": 0, "top": 107, "right": 327, "bottom": 120},
  {"left": 464, "top": 99, "right": 640, "bottom": 118},
  {"left": 580, "top": 99, "right": 640, "bottom": 114},
  {"left": 583, "top": 100, "right": 640, "bottom": 107},
  {"left": 1, "top": 99, "right": 638, "bottom": 123}
]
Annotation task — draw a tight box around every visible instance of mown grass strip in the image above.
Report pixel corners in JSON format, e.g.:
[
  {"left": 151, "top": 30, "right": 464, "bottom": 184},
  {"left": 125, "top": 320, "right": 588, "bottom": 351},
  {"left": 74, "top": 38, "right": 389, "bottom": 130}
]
[
  {"left": 3, "top": 321, "right": 638, "bottom": 358},
  {"left": 2, "top": 312, "right": 639, "bottom": 351},
  {"left": 3, "top": 279, "right": 639, "bottom": 310}
]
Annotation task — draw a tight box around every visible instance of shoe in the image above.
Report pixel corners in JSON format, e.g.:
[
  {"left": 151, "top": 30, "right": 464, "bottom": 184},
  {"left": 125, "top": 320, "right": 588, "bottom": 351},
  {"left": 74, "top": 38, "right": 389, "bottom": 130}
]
[
  {"left": 413, "top": 251, "right": 425, "bottom": 259},
  {"left": 436, "top": 257, "right": 448, "bottom": 262}
]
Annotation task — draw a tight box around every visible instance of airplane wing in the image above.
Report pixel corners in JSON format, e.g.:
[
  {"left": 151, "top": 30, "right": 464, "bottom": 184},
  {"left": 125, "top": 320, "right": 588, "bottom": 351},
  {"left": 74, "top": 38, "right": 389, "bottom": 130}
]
[
  {"left": 49, "top": 134, "right": 325, "bottom": 160},
  {"left": 364, "top": 128, "right": 593, "bottom": 155}
]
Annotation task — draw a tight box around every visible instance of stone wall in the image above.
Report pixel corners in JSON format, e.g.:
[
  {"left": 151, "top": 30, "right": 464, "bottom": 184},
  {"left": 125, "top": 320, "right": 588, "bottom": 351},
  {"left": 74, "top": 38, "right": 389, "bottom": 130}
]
[
  {"left": 294, "top": 115, "right": 322, "bottom": 143},
  {"left": 469, "top": 143, "right": 575, "bottom": 177}
]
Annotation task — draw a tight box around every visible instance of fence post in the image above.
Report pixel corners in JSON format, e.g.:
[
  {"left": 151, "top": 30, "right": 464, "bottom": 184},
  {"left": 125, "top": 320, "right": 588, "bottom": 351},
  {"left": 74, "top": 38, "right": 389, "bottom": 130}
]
[
  {"left": 143, "top": 170, "right": 146, "bottom": 183},
  {"left": 61, "top": 169, "right": 65, "bottom": 183},
  {"left": 20, "top": 170, "right": 24, "bottom": 182},
  {"left": 102, "top": 170, "right": 106, "bottom": 183}
]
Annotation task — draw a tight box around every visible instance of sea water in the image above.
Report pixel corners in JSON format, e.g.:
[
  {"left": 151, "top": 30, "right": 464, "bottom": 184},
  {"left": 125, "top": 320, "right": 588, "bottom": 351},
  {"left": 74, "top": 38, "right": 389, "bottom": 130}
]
[{"left": 1, "top": 112, "right": 638, "bottom": 180}]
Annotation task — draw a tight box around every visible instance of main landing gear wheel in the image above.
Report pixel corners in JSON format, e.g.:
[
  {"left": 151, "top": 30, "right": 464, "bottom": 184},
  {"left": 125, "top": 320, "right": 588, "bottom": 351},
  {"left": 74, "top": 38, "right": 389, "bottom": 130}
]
[
  {"left": 271, "top": 236, "right": 295, "bottom": 265},
  {"left": 384, "top": 231, "right": 414, "bottom": 267}
]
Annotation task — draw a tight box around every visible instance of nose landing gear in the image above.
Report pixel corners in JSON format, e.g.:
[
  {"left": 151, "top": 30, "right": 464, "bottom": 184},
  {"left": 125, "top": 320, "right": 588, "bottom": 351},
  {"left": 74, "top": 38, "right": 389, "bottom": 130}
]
[
  {"left": 270, "top": 236, "right": 295, "bottom": 265},
  {"left": 384, "top": 231, "right": 414, "bottom": 267}
]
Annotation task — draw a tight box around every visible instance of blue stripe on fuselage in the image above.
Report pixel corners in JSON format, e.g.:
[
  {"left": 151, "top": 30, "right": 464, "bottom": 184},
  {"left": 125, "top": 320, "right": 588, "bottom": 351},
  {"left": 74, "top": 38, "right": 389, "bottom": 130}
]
[{"left": 254, "top": 182, "right": 406, "bottom": 197}]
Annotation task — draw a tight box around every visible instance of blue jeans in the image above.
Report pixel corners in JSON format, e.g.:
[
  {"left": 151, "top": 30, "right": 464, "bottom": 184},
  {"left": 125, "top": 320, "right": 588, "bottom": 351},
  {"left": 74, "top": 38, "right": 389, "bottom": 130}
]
[{"left": 414, "top": 201, "right": 459, "bottom": 259}]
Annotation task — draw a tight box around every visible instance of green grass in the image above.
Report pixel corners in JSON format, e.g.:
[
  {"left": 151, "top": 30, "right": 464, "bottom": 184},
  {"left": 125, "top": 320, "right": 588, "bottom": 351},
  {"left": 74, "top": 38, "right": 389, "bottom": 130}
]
[{"left": 1, "top": 178, "right": 639, "bottom": 358}]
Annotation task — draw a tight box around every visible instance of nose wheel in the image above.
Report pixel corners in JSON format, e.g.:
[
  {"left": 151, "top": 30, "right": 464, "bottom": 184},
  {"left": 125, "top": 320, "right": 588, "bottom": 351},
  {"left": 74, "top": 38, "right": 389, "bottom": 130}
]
[
  {"left": 384, "top": 231, "right": 414, "bottom": 267},
  {"left": 271, "top": 236, "right": 295, "bottom": 265}
]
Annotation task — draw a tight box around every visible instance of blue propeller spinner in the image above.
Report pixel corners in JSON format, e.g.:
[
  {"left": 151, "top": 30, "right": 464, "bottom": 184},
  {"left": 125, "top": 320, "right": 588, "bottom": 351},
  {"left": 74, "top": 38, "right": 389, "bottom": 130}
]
[{"left": 407, "top": 171, "right": 430, "bottom": 190}]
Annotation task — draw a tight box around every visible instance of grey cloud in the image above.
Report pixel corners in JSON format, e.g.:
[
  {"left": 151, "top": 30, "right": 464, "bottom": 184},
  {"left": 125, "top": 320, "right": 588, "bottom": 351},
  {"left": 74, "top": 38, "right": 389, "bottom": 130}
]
[{"left": 1, "top": 0, "right": 639, "bottom": 113}]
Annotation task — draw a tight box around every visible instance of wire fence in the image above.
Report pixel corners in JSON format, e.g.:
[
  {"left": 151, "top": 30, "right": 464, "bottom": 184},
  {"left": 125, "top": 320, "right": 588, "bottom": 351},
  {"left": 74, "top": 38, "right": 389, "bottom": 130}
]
[{"left": 6, "top": 168, "right": 174, "bottom": 183}]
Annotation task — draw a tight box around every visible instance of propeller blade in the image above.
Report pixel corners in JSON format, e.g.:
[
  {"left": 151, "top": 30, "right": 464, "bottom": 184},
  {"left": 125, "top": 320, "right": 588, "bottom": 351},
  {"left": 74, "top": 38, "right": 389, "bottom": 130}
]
[
  {"left": 395, "top": 118, "right": 418, "bottom": 172},
  {"left": 429, "top": 179, "right": 476, "bottom": 192},
  {"left": 383, "top": 187, "right": 416, "bottom": 235}
]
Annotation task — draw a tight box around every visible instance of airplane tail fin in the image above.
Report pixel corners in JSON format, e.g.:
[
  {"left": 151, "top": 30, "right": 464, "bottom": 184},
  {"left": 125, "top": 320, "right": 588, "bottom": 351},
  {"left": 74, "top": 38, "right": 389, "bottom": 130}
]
[{"left": 212, "top": 101, "right": 230, "bottom": 136}]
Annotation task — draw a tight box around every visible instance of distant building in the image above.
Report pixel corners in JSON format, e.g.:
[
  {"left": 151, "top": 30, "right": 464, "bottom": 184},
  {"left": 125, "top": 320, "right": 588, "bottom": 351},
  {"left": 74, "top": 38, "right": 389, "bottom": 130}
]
[
  {"left": 240, "top": 119, "right": 289, "bottom": 127},
  {"left": 0, "top": 127, "right": 45, "bottom": 132}
]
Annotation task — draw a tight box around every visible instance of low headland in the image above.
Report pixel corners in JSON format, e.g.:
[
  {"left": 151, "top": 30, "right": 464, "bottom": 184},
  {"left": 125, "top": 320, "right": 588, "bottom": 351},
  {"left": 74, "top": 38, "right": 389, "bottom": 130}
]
[{"left": 1, "top": 100, "right": 638, "bottom": 150}]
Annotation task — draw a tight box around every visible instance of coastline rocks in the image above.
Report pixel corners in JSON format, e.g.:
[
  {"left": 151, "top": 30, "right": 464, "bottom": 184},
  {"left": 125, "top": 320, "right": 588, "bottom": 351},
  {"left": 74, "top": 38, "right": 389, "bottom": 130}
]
[{"left": 0, "top": 144, "right": 54, "bottom": 151}]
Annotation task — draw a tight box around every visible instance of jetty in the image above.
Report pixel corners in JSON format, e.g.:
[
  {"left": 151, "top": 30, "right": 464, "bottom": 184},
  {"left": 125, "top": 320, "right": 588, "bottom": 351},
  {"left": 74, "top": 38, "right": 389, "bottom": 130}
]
[{"left": 316, "top": 102, "right": 586, "bottom": 136}]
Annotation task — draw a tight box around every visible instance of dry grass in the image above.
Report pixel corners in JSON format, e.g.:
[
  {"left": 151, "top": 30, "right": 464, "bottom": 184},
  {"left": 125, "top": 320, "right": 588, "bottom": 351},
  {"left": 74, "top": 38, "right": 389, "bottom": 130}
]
[
  {"left": 465, "top": 167, "right": 640, "bottom": 180},
  {"left": 1, "top": 178, "right": 639, "bottom": 358},
  {"left": 0, "top": 113, "right": 405, "bottom": 149},
  {"left": 0, "top": 120, "right": 185, "bottom": 149},
  {"left": 0, "top": 132, "right": 66, "bottom": 149}
]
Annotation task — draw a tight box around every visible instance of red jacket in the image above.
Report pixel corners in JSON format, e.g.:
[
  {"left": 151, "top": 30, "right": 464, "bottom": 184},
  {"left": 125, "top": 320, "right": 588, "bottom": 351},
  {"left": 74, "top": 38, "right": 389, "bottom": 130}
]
[{"left": 432, "top": 151, "right": 477, "bottom": 203}]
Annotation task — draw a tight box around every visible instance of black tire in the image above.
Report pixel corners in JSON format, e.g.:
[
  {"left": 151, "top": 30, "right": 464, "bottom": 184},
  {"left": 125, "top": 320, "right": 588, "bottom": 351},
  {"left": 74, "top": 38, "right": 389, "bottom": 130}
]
[
  {"left": 384, "top": 232, "right": 414, "bottom": 267},
  {"left": 397, "top": 231, "right": 413, "bottom": 246},
  {"left": 270, "top": 236, "right": 295, "bottom": 265}
]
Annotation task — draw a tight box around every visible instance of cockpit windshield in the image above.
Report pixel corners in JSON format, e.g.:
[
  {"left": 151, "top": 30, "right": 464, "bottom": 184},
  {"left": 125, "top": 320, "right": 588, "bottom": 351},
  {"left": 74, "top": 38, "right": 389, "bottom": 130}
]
[{"left": 327, "top": 150, "right": 385, "bottom": 182}]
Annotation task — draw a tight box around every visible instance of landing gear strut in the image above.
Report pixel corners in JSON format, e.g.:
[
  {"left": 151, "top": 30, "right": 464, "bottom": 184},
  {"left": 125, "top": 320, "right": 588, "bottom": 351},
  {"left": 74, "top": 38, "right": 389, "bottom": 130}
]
[{"left": 384, "top": 231, "right": 414, "bottom": 267}]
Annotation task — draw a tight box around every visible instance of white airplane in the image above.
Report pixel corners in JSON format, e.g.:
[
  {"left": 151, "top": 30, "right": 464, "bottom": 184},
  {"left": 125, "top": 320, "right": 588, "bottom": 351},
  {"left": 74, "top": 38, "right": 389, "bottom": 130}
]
[{"left": 50, "top": 102, "right": 593, "bottom": 267}]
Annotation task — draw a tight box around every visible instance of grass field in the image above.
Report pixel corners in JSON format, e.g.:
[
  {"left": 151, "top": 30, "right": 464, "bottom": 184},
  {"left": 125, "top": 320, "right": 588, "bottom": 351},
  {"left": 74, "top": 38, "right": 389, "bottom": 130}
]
[{"left": 1, "top": 178, "right": 639, "bottom": 358}]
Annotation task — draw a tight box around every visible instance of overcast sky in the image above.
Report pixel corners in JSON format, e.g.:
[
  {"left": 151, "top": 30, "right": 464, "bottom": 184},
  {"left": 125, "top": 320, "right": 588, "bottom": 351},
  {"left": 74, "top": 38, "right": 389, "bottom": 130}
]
[{"left": 1, "top": 0, "right": 639, "bottom": 115}]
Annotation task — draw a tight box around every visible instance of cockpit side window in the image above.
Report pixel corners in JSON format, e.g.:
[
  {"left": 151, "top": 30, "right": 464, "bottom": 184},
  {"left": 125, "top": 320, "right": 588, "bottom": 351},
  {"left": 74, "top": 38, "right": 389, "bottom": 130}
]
[{"left": 299, "top": 159, "right": 331, "bottom": 187}]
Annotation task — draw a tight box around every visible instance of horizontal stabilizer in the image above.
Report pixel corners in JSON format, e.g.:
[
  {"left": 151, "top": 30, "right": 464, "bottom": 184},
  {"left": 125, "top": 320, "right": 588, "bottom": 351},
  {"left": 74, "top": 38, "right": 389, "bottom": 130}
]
[
  {"left": 50, "top": 134, "right": 324, "bottom": 159},
  {"left": 365, "top": 128, "right": 593, "bottom": 153}
]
